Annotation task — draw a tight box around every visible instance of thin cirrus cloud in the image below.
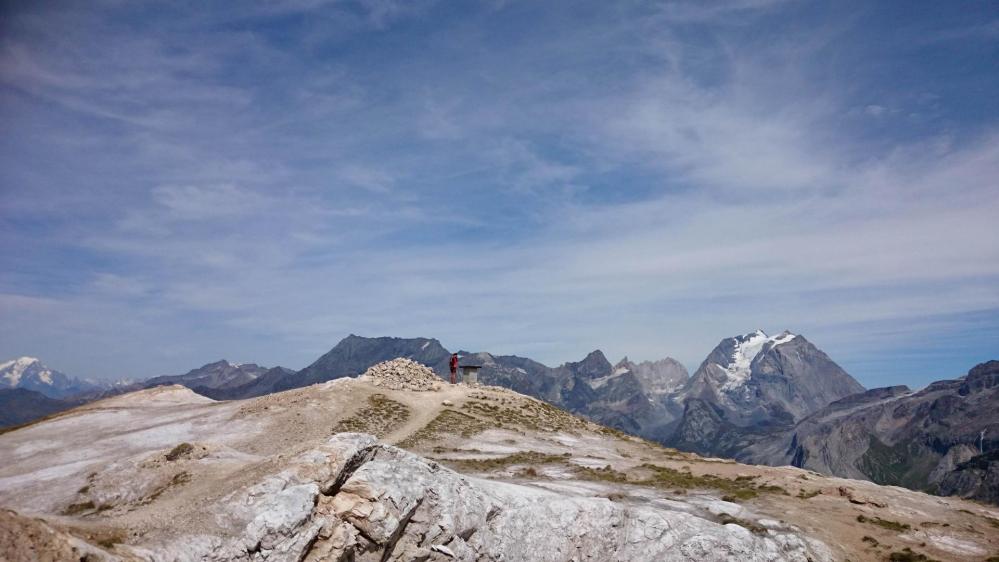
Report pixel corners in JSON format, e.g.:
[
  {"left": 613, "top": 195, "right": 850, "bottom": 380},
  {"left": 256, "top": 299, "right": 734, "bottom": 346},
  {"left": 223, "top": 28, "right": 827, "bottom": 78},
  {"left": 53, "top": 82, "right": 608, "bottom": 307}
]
[{"left": 0, "top": 0, "right": 997, "bottom": 387}]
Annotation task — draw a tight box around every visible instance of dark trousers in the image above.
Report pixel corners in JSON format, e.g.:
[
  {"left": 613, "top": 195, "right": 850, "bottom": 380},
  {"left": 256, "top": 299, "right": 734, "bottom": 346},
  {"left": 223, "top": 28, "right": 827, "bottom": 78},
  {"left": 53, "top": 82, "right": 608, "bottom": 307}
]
[{"left": 450, "top": 368, "right": 457, "bottom": 384}]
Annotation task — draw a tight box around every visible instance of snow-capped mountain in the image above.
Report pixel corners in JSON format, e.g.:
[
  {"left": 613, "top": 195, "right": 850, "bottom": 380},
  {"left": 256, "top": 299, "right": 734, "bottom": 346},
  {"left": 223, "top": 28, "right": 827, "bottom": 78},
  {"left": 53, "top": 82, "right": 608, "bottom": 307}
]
[
  {"left": 717, "top": 330, "right": 796, "bottom": 390},
  {"left": 0, "top": 357, "right": 96, "bottom": 399},
  {"left": 668, "top": 330, "right": 865, "bottom": 456}
]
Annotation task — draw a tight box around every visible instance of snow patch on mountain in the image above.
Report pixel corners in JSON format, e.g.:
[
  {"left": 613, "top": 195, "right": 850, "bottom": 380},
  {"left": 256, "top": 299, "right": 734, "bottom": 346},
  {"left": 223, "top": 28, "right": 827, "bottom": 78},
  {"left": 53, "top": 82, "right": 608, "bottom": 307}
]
[
  {"left": 588, "top": 369, "right": 628, "bottom": 390},
  {"left": 0, "top": 357, "right": 42, "bottom": 387},
  {"left": 720, "top": 330, "right": 796, "bottom": 391}
]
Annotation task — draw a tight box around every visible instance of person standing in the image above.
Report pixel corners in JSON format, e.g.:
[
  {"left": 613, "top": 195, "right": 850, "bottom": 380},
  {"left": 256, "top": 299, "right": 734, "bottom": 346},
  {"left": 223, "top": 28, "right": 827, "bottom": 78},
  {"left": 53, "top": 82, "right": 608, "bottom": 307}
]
[{"left": 449, "top": 353, "right": 459, "bottom": 384}]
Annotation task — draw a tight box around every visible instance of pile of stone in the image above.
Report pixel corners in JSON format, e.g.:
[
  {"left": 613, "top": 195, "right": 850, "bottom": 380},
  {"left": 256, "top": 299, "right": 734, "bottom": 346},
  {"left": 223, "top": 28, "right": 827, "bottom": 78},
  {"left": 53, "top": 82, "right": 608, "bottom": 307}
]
[{"left": 359, "top": 358, "right": 442, "bottom": 391}]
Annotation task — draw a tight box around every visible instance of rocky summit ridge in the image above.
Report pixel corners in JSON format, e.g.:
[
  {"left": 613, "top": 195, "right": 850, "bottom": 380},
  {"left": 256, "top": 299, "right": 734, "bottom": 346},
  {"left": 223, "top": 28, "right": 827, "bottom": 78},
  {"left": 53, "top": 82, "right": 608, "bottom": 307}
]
[{"left": 1, "top": 367, "right": 997, "bottom": 561}]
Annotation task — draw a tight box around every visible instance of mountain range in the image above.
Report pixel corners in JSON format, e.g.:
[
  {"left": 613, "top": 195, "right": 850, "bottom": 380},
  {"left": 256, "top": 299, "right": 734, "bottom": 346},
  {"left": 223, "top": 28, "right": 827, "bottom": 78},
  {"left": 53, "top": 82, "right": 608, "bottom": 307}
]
[
  {"left": 3, "top": 332, "right": 996, "bottom": 505},
  {"left": 4, "top": 362, "right": 994, "bottom": 561},
  {"left": 0, "top": 356, "right": 99, "bottom": 399},
  {"left": 742, "top": 359, "right": 999, "bottom": 504}
]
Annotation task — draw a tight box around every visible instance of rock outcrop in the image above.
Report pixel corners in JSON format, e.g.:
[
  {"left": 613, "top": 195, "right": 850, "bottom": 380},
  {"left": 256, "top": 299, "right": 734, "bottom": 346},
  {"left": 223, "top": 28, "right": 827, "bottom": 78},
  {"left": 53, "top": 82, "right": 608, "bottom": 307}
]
[{"left": 101, "top": 434, "right": 832, "bottom": 561}]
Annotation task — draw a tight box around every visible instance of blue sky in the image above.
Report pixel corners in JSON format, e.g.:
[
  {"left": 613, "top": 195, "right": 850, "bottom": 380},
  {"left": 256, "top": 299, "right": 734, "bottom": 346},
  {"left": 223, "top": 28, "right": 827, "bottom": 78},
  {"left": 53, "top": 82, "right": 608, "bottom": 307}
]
[{"left": 1, "top": 0, "right": 997, "bottom": 388}]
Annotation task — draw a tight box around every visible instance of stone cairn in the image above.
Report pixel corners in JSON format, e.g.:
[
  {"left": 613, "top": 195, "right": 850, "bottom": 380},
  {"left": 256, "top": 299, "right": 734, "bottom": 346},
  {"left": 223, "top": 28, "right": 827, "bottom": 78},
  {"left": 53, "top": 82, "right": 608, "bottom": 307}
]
[{"left": 359, "top": 358, "right": 442, "bottom": 391}]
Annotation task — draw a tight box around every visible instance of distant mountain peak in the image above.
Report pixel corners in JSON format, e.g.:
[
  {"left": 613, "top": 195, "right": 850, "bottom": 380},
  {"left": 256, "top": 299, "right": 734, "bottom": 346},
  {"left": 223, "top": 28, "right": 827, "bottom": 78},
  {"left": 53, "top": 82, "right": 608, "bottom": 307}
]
[
  {"left": 566, "top": 350, "right": 612, "bottom": 379},
  {"left": 614, "top": 355, "right": 689, "bottom": 398},
  {"left": 0, "top": 356, "right": 95, "bottom": 398},
  {"left": 1, "top": 356, "right": 47, "bottom": 387}
]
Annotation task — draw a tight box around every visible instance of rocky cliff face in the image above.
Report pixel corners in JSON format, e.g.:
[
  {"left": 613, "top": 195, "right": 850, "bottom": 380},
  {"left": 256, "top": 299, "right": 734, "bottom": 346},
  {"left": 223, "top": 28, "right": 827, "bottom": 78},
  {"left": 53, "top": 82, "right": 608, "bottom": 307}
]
[
  {"left": 742, "top": 360, "right": 999, "bottom": 504},
  {"left": 615, "top": 356, "right": 689, "bottom": 399}
]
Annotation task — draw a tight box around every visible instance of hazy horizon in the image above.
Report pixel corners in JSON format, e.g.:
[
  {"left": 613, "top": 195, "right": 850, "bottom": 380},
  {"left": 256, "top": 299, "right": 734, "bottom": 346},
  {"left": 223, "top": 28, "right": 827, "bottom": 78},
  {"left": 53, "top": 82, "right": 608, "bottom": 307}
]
[
  {"left": 1, "top": 328, "right": 990, "bottom": 391},
  {"left": 2, "top": 1, "right": 997, "bottom": 389}
]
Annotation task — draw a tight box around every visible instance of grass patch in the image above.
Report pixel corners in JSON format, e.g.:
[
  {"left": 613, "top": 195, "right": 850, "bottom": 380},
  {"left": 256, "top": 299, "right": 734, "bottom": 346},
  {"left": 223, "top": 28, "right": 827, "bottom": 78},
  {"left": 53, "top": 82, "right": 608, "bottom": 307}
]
[
  {"left": 443, "top": 450, "right": 568, "bottom": 472},
  {"left": 887, "top": 548, "right": 939, "bottom": 562},
  {"left": 332, "top": 394, "right": 411, "bottom": 438},
  {"left": 147, "top": 471, "right": 191, "bottom": 503},
  {"left": 717, "top": 513, "right": 767, "bottom": 535},
  {"left": 756, "top": 484, "right": 789, "bottom": 495},
  {"left": 460, "top": 399, "right": 589, "bottom": 433},
  {"left": 637, "top": 464, "right": 779, "bottom": 502},
  {"left": 399, "top": 409, "right": 490, "bottom": 448},
  {"left": 165, "top": 442, "right": 194, "bottom": 461},
  {"left": 576, "top": 464, "right": 630, "bottom": 484},
  {"left": 856, "top": 514, "right": 911, "bottom": 532},
  {"left": 797, "top": 489, "right": 821, "bottom": 499},
  {"left": 62, "top": 501, "right": 96, "bottom": 515}
]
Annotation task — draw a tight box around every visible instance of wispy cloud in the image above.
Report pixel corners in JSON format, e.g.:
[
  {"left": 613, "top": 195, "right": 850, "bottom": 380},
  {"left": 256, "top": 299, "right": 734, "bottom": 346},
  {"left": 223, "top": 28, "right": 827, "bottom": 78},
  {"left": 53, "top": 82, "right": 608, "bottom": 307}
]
[{"left": 1, "top": 1, "right": 996, "bottom": 386}]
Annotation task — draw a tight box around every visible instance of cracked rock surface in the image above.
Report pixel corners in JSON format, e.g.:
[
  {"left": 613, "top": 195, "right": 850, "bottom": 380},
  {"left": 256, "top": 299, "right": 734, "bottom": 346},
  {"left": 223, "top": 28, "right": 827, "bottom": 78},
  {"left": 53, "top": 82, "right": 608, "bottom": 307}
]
[{"left": 108, "top": 434, "right": 834, "bottom": 561}]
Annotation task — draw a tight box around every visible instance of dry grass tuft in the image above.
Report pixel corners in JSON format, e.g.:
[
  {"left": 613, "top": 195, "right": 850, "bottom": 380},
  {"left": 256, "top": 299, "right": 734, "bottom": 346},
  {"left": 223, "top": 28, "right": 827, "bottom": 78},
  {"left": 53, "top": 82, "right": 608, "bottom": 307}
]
[{"left": 333, "top": 394, "right": 411, "bottom": 437}]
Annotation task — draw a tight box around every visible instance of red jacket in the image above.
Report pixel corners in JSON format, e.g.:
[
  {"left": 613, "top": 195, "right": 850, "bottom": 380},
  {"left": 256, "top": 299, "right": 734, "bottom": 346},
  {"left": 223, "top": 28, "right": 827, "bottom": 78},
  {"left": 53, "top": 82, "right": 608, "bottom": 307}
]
[{"left": 450, "top": 356, "right": 459, "bottom": 371}]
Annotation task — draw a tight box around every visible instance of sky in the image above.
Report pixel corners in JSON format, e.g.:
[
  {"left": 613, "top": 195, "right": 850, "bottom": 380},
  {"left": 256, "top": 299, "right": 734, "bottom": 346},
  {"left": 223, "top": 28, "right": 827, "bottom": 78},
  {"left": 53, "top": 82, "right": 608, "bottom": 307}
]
[{"left": 1, "top": 0, "right": 997, "bottom": 388}]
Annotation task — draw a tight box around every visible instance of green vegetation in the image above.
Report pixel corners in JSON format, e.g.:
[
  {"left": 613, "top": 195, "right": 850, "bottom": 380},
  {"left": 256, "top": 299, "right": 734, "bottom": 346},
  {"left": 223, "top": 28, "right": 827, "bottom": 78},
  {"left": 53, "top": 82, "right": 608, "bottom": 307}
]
[
  {"left": 861, "top": 536, "right": 879, "bottom": 546},
  {"left": 857, "top": 436, "right": 936, "bottom": 490},
  {"left": 575, "top": 464, "right": 630, "bottom": 484},
  {"left": 856, "top": 514, "right": 911, "bottom": 532},
  {"left": 165, "top": 442, "right": 194, "bottom": 461},
  {"left": 572, "top": 463, "right": 791, "bottom": 502},
  {"left": 796, "top": 488, "right": 821, "bottom": 499},
  {"left": 333, "top": 394, "right": 410, "bottom": 437},
  {"left": 442, "top": 450, "right": 568, "bottom": 472},
  {"left": 640, "top": 464, "right": 774, "bottom": 501}
]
